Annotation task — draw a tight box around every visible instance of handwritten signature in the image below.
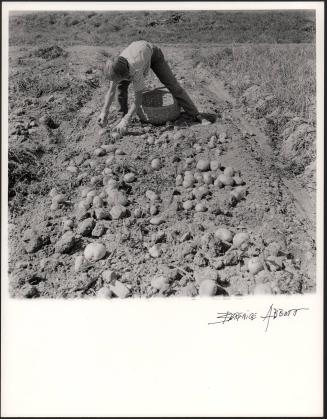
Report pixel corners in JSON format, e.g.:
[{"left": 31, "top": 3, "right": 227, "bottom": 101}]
[{"left": 208, "top": 304, "right": 309, "bottom": 332}]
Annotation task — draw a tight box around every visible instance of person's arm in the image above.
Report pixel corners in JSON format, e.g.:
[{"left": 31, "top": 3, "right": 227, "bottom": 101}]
[
  {"left": 114, "top": 90, "right": 144, "bottom": 134},
  {"left": 97, "top": 82, "right": 117, "bottom": 127}
]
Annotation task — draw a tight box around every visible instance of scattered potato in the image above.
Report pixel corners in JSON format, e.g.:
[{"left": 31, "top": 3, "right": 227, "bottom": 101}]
[
  {"left": 199, "top": 279, "right": 218, "bottom": 296},
  {"left": 93, "top": 196, "right": 103, "bottom": 208},
  {"left": 183, "top": 173, "right": 195, "bottom": 188},
  {"left": 196, "top": 159, "right": 210, "bottom": 171},
  {"left": 94, "top": 148, "right": 106, "bottom": 157},
  {"left": 215, "top": 228, "right": 233, "bottom": 242},
  {"left": 248, "top": 257, "right": 264, "bottom": 275},
  {"left": 151, "top": 275, "right": 169, "bottom": 290},
  {"left": 233, "top": 232, "right": 250, "bottom": 248},
  {"left": 195, "top": 202, "right": 207, "bottom": 212},
  {"left": 224, "top": 166, "right": 235, "bottom": 177},
  {"left": 182, "top": 200, "right": 194, "bottom": 210},
  {"left": 111, "top": 132, "right": 121, "bottom": 141},
  {"left": 210, "top": 160, "right": 221, "bottom": 171},
  {"left": 217, "top": 174, "right": 234, "bottom": 186},
  {"left": 96, "top": 287, "right": 112, "bottom": 298},
  {"left": 202, "top": 172, "right": 213, "bottom": 185},
  {"left": 84, "top": 242, "right": 106, "bottom": 262},
  {"left": 176, "top": 174, "right": 183, "bottom": 186},
  {"left": 124, "top": 172, "right": 136, "bottom": 183},
  {"left": 151, "top": 158, "right": 161, "bottom": 170},
  {"left": 150, "top": 216, "right": 163, "bottom": 225},
  {"left": 146, "top": 190, "right": 159, "bottom": 202}
]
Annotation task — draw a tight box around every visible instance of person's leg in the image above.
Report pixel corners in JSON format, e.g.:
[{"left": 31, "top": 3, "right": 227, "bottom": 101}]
[
  {"left": 117, "top": 80, "right": 130, "bottom": 115},
  {"left": 150, "top": 46, "right": 199, "bottom": 118}
]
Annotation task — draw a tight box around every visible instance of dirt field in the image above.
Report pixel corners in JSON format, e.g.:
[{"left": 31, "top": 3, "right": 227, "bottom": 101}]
[{"left": 7, "top": 12, "right": 316, "bottom": 299}]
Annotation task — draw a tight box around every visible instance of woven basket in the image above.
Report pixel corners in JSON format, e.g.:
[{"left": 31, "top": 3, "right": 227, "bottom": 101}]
[{"left": 137, "top": 87, "right": 180, "bottom": 125}]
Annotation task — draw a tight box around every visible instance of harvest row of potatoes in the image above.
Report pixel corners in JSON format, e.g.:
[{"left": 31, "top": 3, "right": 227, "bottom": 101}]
[{"left": 46, "top": 129, "right": 276, "bottom": 297}]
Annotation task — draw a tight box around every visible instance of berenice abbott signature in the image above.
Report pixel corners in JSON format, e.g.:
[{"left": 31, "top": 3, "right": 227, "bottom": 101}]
[{"left": 208, "top": 304, "right": 309, "bottom": 332}]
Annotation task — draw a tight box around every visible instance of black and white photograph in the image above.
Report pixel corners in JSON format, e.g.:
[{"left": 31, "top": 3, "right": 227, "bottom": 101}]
[
  {"left": 1, "top": 2, "right": 324, "bottom": 417},
  {"left": 6, "top": 6, "right": 318, "bottom": 299}
]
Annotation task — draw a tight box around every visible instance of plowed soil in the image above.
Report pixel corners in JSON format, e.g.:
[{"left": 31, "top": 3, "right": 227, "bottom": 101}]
[{"left": 8, "top": 45, "right": 316, "bottom": 298}]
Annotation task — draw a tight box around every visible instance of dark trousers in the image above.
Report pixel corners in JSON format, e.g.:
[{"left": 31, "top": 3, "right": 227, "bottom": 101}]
[{"left": 117, "top": 46, "right": 199, "bottom": 117}]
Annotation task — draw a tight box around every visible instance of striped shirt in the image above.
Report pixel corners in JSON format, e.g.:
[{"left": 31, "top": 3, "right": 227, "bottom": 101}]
[{"left": 120, "top": 40, "right": 153, "bottom": 93}]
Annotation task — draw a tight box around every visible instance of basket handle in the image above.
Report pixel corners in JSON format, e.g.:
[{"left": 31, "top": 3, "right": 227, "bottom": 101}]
[{"left": 143, "top": 86, "right": 169, "bottom": 95}]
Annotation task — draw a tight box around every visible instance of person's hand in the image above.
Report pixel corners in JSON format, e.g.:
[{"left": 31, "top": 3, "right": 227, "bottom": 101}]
[
  {"left": 113, "top": 118, "right": 129, "bottom": 135},
  {"left": 97, "top": 111, "right": 108, "bottom": 127}
]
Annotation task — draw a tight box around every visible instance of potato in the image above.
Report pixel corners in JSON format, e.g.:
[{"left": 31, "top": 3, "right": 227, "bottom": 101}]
[
  {"left": 74, "top": 255, "right": 85, "bottom": 273},
  {"left": 193, "top": 172, "right": 204, "bottom": 184},
  {"left": 214, "top": 178, "right": 224, "bottom": 188},
  {"left": 215, "top": 228, "right": 233, "bottom": 242},
  {"left": 199, "top": 279, "right": 218, "bottom": 296},
  {"left": 84, "top": 242, "right": 106, "bottom": 262},
  {"left": 196, "top": 159, "right": 210, "bottom": 171},
  {"left": 96, "top": 287, "right": 112, "bottom": 298},
  {"left": 66, "top": 165, "right": 78, "bottom": 173},
  {"left": 248, "top": 257, "right": 264, "bottom": 275},
  {"left": 202, "top": 172, "right": 213, "bottom": 185},
  {"left": 233, "top": 175, "right": 244, "bottom": 185},
  {"left": 233, "top": 232, "right": 250, "bottom": 248},
  {"left": 146, "top": 190, "right": 159, "bottom": 202},
  {"left": 150, "top": 216, "right": 163, "bottom": 226},
  {"left": 210, "top": 160, "right": 221, "bottom": 171},
  {"left": 110, "top": 205, "right": 127, "bottom": 220},
  {"left": 195, "top": 202, "right": 207, "bottom": 212},
  {"left": 106, "top": 189, "right": 128, "bottom": 207},
  {"left": 217, "top": 174, "right": 234, "bottom": 186},
  {"left": 94, "top": 148, "right": 106, "bottom": 157},
  {"left": 151, "top": 158, "right": 161, "bottom": 170},
  {"left": 182, "top": 200, "right": 194, "bottom": 210},
  {"left": 124, "top": 172, "right": 136, "bottom": 183},
  {"left": 102, "top": 270, "right": 118, "bottom": 283},
  {"left": 103, "top": 167, "right": 112, "bottom": 175},
  {"left": 151, "top": 275, "right": 169, "bottom": 290},
  {"left": 231, "top": 186, "right": 247, "bottom": 202},
  {"left": 111, "top": 132, "right": 121, "bottom": 141},
  {"left": 147, "top": 136, "right": 155, "bottom": 145},
  {"left": 134, "top": 208, "right": 142, "bottom": 218},
  {"left": 150, "top": 205, "right": 158, "bottom": 216},
  {"left": 63, "top": 219, "right": 74, "bottom": 232},
  {"left": 176, "top": 174, "right": 183, "bottom": 186},
  {"left": 224, "top": 166, "right": 234, "bottom": 177},
  {"left": 149, "top": 244, "right": 161, "bottom": 258},
  {"left": 183, "top": 174, "right": 195, "bottom": 188},
  {"left": 115, "top": 148, "right": 125, "bottom": 155},
  {"left": 50, "top": 202, "right": 59, "bottom": 211},
  {"left": 192, "top": 185, "right": 209, "bottom": 200},
  {"left": 106, "top": 179, "right": 119, "bottom": 190},
  {"left": 93, "top": 196, "right": 103, "bottom": 208}
]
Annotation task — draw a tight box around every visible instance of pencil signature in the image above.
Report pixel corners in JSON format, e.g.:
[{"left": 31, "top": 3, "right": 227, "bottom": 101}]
[{"left": 208, "top": 304, "right": 309, "bottom": 332}]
